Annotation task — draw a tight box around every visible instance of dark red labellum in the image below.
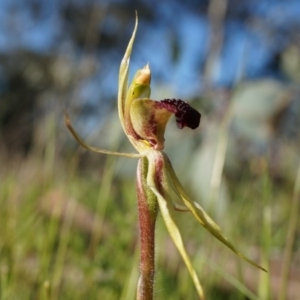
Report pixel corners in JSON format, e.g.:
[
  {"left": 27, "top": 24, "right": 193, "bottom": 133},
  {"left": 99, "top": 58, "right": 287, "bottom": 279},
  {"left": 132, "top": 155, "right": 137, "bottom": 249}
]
[{"left": 159, "top": 99, "right": 201, "bottom": 129}]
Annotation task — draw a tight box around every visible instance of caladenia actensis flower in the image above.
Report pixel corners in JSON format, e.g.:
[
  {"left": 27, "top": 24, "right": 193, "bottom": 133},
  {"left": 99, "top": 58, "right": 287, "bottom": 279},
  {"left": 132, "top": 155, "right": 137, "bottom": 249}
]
[{"left": 65, "top": 14, "right": 266, "bottom": 300}]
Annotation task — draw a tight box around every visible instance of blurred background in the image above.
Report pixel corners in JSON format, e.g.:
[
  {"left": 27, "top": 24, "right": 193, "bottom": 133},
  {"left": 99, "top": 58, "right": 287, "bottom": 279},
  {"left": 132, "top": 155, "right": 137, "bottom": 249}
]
[{"left": 1, "top": 0, "right": 300, "bottom": 299}]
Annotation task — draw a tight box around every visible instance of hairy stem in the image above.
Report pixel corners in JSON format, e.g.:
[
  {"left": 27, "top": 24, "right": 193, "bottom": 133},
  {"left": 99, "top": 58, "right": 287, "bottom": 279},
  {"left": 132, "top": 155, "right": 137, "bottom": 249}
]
[{"left": 136, "top": 157, "right": 158, "bottom": 300}]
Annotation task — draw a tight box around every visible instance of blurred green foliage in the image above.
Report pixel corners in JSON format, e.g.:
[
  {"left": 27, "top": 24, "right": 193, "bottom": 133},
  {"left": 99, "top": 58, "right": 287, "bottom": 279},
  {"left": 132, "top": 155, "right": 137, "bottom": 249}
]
[{"left": 1, "top": 1, "right": 300, "bottom": 299}]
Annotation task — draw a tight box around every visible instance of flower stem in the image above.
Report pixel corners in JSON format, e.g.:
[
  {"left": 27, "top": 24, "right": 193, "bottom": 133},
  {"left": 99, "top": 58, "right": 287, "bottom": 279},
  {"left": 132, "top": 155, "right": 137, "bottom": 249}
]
[{"left": 136, "top": 158, "right": 158, "bottom": 300}]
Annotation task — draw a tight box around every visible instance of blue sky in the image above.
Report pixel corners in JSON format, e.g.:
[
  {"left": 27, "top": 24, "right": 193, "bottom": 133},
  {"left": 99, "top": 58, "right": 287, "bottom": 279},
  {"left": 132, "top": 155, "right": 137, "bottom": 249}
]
[{"left": 1, "top": 0, "right": 300, "bottom": 103}]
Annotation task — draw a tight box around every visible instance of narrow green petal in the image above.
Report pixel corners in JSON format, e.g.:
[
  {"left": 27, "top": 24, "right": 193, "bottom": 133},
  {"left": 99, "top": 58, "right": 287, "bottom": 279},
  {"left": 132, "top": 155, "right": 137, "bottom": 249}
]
[
  {"left": 146, "top": 153, "right": 205, "bottom": 299},
  {"left": 126, "top": 64, "right": 151, "bottom": 117},
  {"left": 163, "top": 152, "right": 267, "bottom": 272},
  {"left": 64, "top": 113, "right": 142, "bottom": 158},
  {"left": 118, "top": 13, "right": 138, "bottom": 131},
  {"left": 125, "top": 65, "right": 151, "bottom": 150}
]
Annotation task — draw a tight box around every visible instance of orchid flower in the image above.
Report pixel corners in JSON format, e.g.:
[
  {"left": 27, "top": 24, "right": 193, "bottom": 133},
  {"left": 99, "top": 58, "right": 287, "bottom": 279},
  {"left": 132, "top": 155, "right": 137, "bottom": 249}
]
[{"left": 65, "top": 14, "right": 266, "bottom": 300}]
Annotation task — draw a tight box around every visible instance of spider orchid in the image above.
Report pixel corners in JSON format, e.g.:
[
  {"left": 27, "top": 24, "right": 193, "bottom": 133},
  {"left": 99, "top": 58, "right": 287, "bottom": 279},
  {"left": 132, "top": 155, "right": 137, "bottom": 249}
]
[{"left": 65, "top": 14, "right": 266, "bottom": 300}]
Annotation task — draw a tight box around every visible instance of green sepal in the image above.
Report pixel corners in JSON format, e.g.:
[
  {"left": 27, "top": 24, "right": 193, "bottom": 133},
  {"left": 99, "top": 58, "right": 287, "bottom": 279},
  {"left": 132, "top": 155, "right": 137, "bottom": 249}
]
[
  {"left": 163, "top": 152, "right": 267, "bottom": 272},
  {"left": 146, "top": 150, "right": 205, "bottom": 299}
]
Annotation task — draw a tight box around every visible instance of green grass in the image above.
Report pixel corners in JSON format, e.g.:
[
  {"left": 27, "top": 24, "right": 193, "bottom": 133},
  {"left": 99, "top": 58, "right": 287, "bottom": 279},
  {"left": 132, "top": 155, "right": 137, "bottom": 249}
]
[{"left": 0, "top": 116, "right": 298, "bottom": 300}]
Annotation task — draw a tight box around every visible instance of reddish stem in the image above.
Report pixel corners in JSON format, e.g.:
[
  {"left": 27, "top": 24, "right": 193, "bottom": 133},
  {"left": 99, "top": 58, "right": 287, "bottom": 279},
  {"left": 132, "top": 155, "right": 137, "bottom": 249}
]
[{"left": 136, "top": 158, "right": 158, "bottom": 300}]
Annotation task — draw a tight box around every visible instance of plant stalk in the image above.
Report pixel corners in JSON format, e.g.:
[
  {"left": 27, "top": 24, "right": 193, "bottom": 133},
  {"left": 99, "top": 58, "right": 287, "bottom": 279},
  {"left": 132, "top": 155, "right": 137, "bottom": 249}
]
[{"left": 136, "top": 157, "right": 158, "bottom": 300}]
